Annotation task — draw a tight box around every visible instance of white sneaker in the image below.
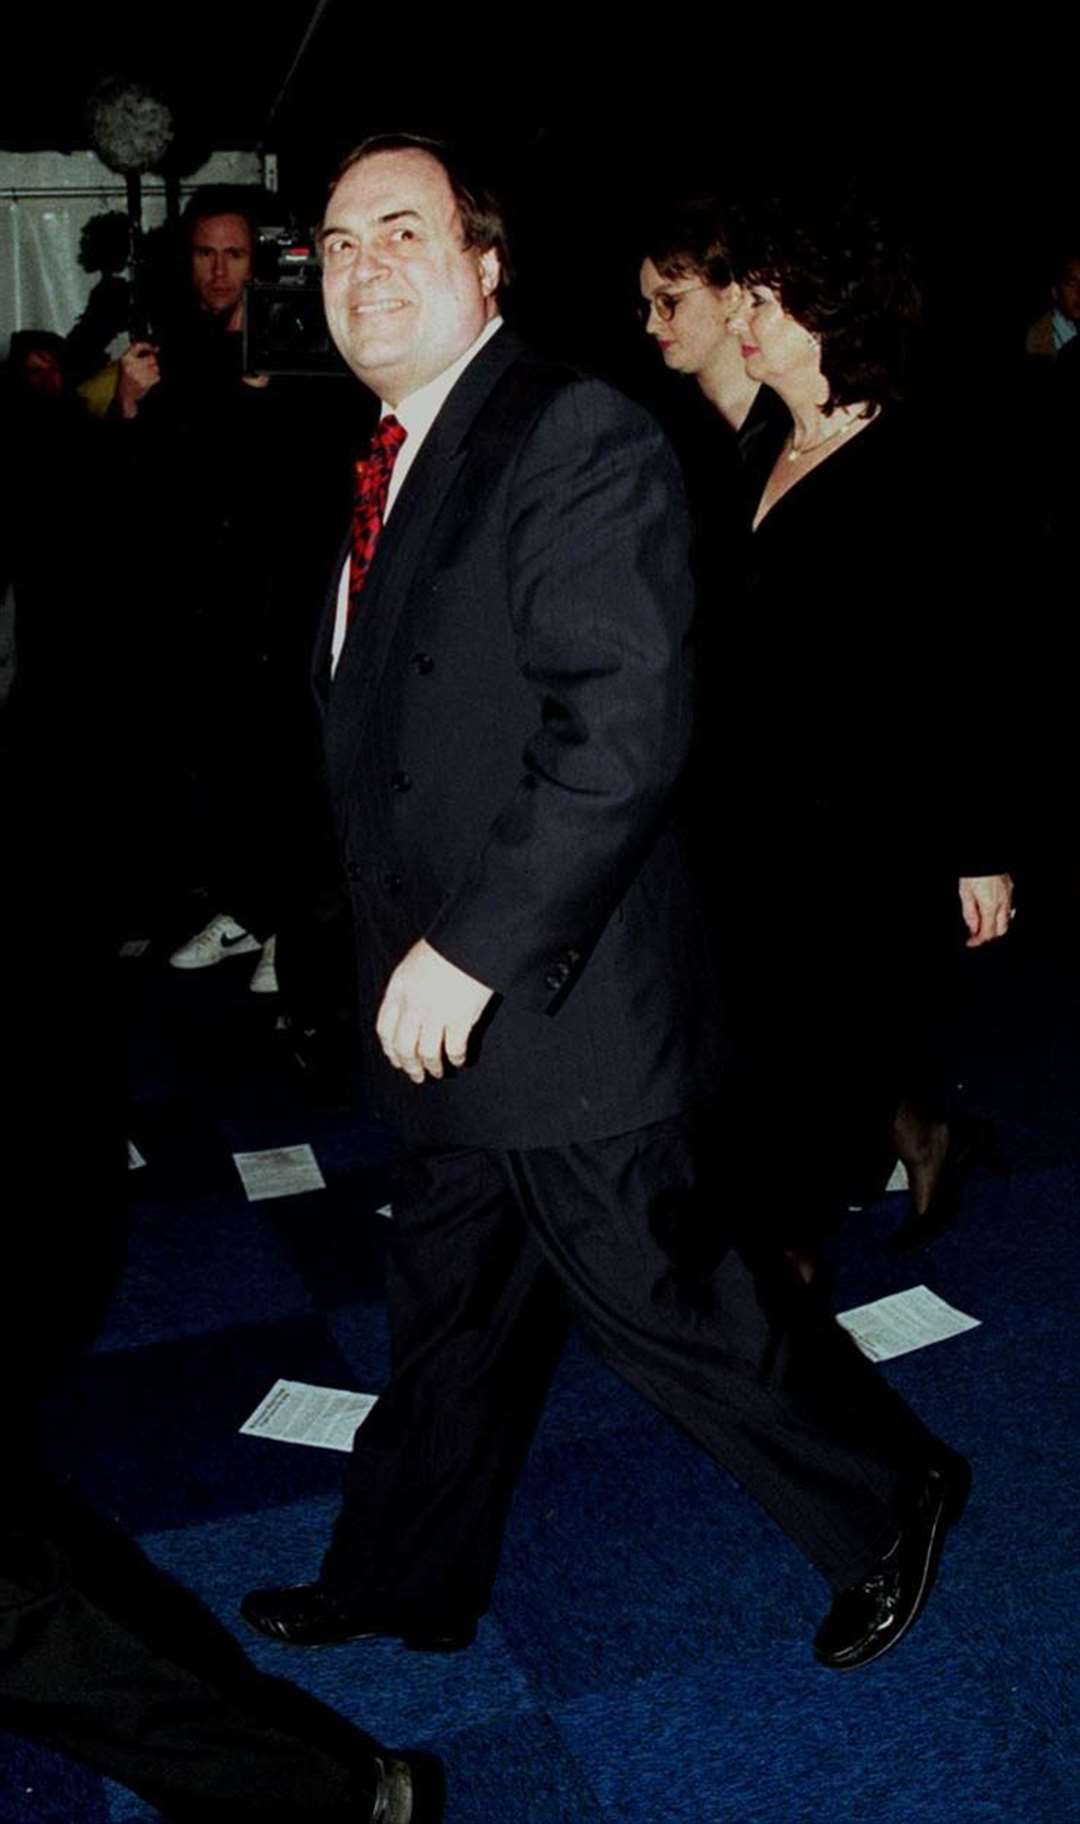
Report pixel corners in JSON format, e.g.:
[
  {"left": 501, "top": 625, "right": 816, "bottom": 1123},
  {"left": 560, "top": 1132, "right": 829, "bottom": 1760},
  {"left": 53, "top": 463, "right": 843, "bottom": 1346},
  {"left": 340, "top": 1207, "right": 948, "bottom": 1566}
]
[
  {"left": 169, "top": 913, "right": 261, "bottom": 970},
  {"left": 249, "top": 934, "right": 279, "bottom": 994}
]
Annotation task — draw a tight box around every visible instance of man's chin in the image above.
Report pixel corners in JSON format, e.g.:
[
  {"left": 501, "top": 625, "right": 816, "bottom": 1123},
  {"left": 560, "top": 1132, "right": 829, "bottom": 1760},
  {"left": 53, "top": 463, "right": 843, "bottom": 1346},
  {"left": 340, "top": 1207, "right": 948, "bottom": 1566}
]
[
  {"left": 200, "top": 297, "right": 242, "bottom": 321},
  {"left": 339, "top": 342, "right": 408, "bottom": 390}
]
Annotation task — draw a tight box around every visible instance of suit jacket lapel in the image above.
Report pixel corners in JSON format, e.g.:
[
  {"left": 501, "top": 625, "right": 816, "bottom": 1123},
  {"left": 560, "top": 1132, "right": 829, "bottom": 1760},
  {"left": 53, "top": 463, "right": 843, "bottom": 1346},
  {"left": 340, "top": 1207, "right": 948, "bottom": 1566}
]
[{"left": 320, "top": 329, "right": 526, "bottom": 767}]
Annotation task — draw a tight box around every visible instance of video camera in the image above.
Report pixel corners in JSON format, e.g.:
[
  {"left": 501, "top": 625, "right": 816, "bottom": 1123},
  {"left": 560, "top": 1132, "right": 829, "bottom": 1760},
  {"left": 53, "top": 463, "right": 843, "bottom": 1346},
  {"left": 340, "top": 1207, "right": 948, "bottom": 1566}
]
[{"left": 244, "top": 224, "right": 348, "bottom": 379}]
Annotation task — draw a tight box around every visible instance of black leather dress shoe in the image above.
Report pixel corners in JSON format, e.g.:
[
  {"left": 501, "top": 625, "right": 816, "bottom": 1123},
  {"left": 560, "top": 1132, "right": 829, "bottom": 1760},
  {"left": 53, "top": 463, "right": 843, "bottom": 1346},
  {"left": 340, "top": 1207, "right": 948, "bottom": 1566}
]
[
  {"left": 240, "top": 1583, "right": 475, "bottom": 1653},
  {"left": 813, "top": 1456, "right": 971, "bottom": 1671}
]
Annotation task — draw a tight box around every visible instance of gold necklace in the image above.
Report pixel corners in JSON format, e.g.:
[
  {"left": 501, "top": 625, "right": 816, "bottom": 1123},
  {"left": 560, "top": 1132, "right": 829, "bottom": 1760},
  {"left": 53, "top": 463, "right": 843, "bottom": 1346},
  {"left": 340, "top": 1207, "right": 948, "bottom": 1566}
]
[{"left": 786, "top": 411, "right": 862, "bottom": 463}]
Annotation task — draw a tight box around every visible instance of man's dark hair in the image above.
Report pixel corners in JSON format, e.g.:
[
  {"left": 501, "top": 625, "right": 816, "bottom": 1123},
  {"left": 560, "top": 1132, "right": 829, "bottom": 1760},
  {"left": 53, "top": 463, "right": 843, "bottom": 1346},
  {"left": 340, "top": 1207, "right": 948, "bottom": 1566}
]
[
  {"left": 731, "top": 190, "right": 922, "bottom": 414},
  {"left": 328, "top": 132, "right": 512, "bottom": 285},
  {"left": 644, "top": 198, "right": 738, "bottom": 291},
  {"left": 180, "top": 186, "right": 261, "bottom": 246}
]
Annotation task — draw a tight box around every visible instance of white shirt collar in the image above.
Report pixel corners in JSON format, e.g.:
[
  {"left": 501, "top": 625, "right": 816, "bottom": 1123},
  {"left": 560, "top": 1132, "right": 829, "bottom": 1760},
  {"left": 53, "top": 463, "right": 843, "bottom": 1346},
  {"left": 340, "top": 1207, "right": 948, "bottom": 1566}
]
[{"left": 381, "top": 315, "right": 504, "bottom": 447}]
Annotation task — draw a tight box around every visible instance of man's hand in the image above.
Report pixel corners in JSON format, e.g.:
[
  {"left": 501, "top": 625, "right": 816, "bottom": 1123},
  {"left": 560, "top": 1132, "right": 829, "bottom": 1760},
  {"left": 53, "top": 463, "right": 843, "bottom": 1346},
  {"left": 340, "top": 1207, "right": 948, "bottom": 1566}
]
[
  {"left": 116, "top": 341, "right": 161, "bottom": 419},
  {"left": 959, "top": 874, "right": 1015, "bottom": 947},
  {"left": 376, "top": 939, "right": 494, "bottom": 1084}
]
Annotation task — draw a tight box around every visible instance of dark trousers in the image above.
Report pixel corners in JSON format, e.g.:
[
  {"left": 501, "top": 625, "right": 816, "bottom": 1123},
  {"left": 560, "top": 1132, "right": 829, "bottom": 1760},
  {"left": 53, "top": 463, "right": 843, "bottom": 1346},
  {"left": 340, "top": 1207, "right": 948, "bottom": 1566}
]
[
  {"left": 0, "top": 1482, "right": 386, "bottom": 1823},
  {"left": 321, "top": 1114, "right": 943, "bottom": 1619}
]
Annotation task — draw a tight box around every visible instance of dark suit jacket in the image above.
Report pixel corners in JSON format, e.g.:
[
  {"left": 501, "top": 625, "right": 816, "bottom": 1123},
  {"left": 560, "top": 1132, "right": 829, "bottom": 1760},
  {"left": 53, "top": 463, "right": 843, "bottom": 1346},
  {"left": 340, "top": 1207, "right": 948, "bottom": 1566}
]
[{"left": 316, "top": 329, "right": 725, "bottom": 1148}]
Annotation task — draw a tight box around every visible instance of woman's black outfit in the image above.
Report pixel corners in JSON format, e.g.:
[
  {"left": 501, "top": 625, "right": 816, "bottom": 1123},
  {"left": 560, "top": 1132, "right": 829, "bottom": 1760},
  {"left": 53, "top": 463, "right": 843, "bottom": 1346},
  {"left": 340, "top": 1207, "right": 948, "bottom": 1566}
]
[{"left": 707, "top": 407, "right": 1010, "bottom": 1246}]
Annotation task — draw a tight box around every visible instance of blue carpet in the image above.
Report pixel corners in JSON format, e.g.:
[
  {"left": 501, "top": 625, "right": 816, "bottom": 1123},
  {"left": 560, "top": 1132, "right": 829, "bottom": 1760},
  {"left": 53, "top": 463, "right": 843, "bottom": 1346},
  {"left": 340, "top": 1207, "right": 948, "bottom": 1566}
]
[{"left": 12, "top": 919, "right": 1079, "bottom": 1820}]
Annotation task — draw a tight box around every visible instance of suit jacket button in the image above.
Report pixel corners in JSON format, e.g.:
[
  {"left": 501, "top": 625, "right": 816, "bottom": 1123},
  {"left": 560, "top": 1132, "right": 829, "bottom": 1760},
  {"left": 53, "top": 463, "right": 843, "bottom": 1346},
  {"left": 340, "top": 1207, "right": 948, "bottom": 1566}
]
[
  {"left": 346, "top": 860, "right": 363, "bottom": 880},
  {"left": 382, "top": 871, "right": 403, "bottom": 896},
  {"left": 390, "top": 770, "right": 413, "bottom": 793},
  {"left": 410, "top": 651, "right": 435, "bottom": 674}
]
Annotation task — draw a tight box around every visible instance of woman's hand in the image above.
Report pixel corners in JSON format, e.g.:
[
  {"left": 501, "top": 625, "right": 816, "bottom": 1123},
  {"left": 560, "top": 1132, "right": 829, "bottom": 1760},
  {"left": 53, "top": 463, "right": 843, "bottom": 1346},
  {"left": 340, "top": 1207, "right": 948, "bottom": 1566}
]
[{"left": 958, "top": 875, "right": 1015, "bottom": 947}]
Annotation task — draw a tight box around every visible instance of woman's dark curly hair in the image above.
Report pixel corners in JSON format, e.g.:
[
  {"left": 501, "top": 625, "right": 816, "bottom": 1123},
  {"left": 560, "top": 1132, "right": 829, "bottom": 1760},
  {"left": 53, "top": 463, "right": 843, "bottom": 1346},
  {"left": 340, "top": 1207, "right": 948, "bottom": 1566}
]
[{"left": 731, "top": 190, "right": 922, "bottom": 413}]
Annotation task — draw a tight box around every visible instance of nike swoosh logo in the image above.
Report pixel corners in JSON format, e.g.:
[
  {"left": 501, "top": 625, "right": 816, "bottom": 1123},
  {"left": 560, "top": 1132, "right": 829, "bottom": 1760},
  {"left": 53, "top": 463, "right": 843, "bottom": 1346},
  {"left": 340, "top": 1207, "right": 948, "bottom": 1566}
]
[{"left": 221, "top": 930, "right": 254, "bottom": 948}]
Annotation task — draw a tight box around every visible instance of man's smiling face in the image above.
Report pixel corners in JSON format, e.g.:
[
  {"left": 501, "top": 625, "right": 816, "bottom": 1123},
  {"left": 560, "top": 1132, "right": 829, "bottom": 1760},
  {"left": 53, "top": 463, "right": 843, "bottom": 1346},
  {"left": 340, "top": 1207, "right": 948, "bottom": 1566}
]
[{"left": 320, "top": 148, "right": 499, "bottom": 405}]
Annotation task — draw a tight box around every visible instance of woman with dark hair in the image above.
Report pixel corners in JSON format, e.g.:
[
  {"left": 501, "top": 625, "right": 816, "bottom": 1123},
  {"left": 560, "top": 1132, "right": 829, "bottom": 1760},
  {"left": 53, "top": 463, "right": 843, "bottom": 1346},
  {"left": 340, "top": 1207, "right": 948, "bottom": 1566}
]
[
  {"left": 638, "top": 200, "right": 793, "bottom": 543},
  {"left": 637, "top": 203, "right": 792, "bottom": 965},
  {"left": 716, "top": 196, "right": 1014, "bottom": 1257},
  {"left": 728, "top": 203, "right": 922, "bottom": 510},
  {"left": 640, "top": 199, "right": 761, "bottom": 432}
]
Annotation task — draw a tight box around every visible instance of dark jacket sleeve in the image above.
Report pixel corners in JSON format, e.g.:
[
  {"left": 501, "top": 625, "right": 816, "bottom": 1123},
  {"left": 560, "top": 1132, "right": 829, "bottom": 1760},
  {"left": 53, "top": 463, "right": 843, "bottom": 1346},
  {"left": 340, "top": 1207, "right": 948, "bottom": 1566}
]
[{"left": 424, "top": 377, "right": 697, "bottom": 1012}]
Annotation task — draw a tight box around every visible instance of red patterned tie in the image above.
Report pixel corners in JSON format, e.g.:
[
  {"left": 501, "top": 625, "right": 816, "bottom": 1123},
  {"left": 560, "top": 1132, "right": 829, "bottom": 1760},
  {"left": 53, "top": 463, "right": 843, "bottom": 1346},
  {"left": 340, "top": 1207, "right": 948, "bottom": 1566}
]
[{"left": 347, "top": 414, "right": 407, "bottom": 622}]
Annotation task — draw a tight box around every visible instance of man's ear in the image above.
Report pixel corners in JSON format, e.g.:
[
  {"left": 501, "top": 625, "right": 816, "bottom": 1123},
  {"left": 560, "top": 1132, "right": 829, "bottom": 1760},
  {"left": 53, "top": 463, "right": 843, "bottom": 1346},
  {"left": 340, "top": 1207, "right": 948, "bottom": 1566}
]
[{"left": 478, "top": 247, "right": 501, "bottom": 298}]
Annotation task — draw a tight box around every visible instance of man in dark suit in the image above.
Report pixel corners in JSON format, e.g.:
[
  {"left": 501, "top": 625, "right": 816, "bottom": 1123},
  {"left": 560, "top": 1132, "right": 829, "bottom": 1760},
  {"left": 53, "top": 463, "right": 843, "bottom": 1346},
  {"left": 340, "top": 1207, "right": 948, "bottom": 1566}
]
[{"left": 242, "top": 134, "right": 970, "bottom": 1674}]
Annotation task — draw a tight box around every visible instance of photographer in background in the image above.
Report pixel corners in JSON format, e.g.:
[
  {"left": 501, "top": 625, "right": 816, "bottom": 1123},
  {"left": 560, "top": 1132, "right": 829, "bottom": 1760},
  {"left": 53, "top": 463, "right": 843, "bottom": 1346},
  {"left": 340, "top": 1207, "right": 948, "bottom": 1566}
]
[
  {"left": 116, "top": 187, "right": 263, "bottom": 420},
  {"left": 112, "top": 187, "right": 276, "bottom": 970},
  {"left": 113, "top": 187, "right": 355, "bottom": 1048}
]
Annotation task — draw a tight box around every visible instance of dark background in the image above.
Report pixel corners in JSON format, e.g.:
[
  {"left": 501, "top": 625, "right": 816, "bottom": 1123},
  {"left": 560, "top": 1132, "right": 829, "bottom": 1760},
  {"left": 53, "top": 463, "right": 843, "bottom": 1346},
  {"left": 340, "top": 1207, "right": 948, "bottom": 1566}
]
[{"left": 3, "top": 9, "right": 1075, "bottom": 389}]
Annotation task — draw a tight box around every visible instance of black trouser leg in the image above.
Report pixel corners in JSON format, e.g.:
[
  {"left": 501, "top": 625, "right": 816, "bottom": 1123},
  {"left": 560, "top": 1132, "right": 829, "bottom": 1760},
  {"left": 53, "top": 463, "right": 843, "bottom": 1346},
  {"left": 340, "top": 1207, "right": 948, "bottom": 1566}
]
[
  {"left": 0, "top": 1485, "right": 386, "bottom": 1822},
  {"left": 322, "top": 1122, "right": 948, "bottom": 1611},
  {"left": 321, "top": 1147, "right": 568, "bottom": 1622},
  {"left": 505, "top": 1117, "right": 941, "bottom": 1589}
]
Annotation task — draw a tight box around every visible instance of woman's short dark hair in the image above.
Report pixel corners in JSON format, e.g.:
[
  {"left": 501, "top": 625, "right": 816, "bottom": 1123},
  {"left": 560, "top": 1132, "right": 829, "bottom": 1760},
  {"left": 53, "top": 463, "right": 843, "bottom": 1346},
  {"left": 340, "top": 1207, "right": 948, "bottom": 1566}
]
[
  {"left": 643, "top": 197, "right": 738, "bottom": 291},
  {"left": 732, "top": 191, "right": 922, "bottom": 412},
  {"left": 330, "top": 132, "right": 512, "bottom": 286}
]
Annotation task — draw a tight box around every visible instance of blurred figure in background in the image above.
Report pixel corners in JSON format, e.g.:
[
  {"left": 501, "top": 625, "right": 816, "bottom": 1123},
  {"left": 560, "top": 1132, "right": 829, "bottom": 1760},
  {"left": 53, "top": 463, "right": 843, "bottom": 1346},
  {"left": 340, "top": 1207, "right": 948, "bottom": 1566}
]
[
  {"left": 0, "top": 780, "right": 441, "bottom": 1823},
  {"left": 111, "top": 187, "right": 281, "bottom": 984},
  {"left": 66, "top": 209, "right": 133, "bottom": 406},
  {"left": 1025, "top": 242, "right": 1080, "bottom": 361},
  {"left": 1, "top": 329, "right": 111, "bottom": 763}
]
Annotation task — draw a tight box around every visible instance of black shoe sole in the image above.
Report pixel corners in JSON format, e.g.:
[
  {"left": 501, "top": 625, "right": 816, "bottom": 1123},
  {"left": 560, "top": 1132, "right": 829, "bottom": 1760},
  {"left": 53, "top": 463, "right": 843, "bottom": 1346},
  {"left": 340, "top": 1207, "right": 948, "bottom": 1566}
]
[{"left": 242, "top": 1613, "right": 475, "bottom": 1653}]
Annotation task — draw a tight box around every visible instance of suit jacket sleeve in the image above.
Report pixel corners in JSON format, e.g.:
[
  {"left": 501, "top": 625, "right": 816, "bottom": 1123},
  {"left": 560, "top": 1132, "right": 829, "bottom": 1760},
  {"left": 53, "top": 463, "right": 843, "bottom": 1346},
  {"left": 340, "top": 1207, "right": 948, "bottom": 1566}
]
[{"left": 424, "top": 376, "right": 696, "bottom": 1014}]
